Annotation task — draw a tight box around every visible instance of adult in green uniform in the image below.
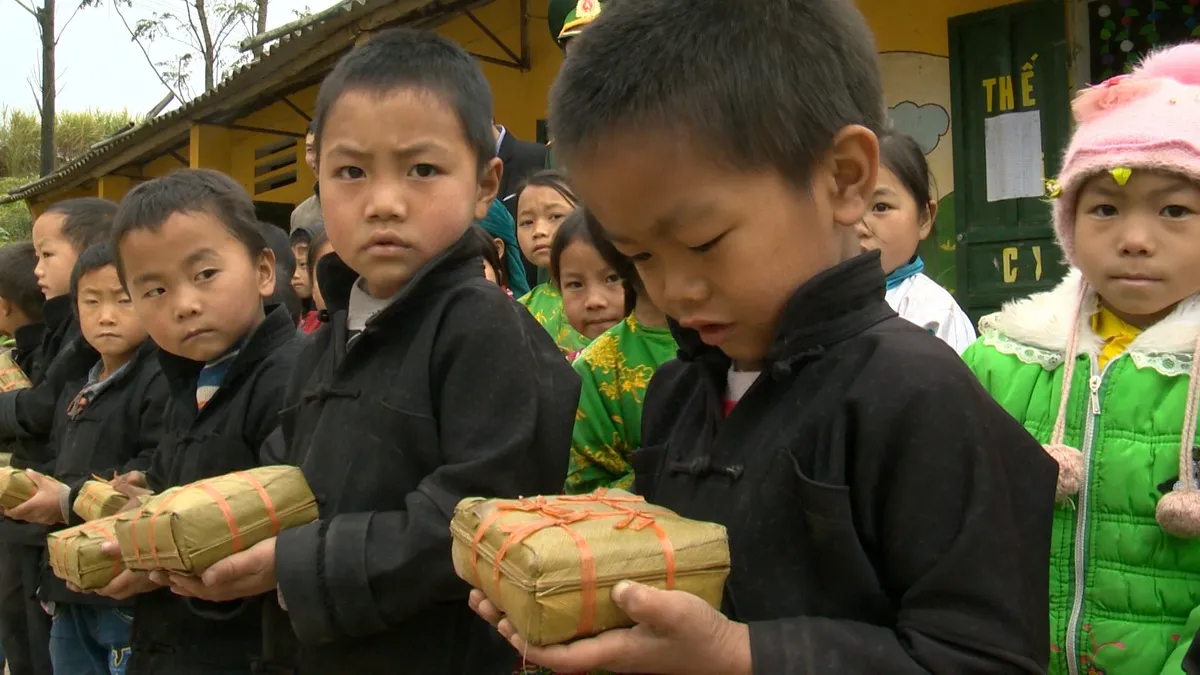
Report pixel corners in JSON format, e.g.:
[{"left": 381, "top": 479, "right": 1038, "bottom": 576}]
[{"left": 543, "top": 0, "right": 607, "bottom": 170}]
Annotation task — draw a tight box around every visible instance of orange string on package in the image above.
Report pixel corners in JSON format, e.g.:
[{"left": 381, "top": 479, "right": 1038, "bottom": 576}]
[
  {"left": 470, "top": 489, "right": 678, "bottom": 639},
  {"left": 53, "top": 519, "right": 121, "bottom": 580}
]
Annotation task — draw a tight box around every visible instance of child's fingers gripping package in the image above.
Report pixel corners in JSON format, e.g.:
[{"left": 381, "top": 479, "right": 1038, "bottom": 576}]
[
  {"left": 114, "top": 465, "right": 319, "bottom": 575},
  {"left": 73, "top": 476, "right": 133, "bottom": 522},
  {"left": 0, "top": 351, "right": 31, "bottom": 394},
  {"left": 450, "top": 489, "right": 731, "bottom": 647},
  {"left": 48, "top": 508, "right": 142, "bottom": 590}
]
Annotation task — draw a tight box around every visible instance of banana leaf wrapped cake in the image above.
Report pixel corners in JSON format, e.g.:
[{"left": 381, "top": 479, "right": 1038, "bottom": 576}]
[
  {"left": 451, "top": 489, "right": 730, "bottom": 647},
  {"left": 47, "top": 511, "right": 135, "bottom": 590},
  {"left": 0, "top": 351, "right": 30, "bottom": 394},
  {"left": 114, "top": 465, "right": 318, "bottom": 575},
  {"left": 73, "top": 478, "right": 132, "bottom": 522},
  {"left": 0, "top": 467, "right": 38, "bottom": 510}
]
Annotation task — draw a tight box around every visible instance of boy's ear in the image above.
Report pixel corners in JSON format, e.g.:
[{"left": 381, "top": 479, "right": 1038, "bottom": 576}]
[
  {"left": 475, "top": 157, "right": 503, "bottom": 220},
  {"left": 492, "top": 237, "right": 505, "bottom": 259},
  {"left": 824, "top": 125, "right": 880, "bottom": 230},
  {"left": 255, "top": 248, "right": 277, "bottom": 300}
]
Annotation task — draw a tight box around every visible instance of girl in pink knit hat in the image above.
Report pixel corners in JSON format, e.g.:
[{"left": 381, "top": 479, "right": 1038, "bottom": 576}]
[{"left": 964, "top": 43, "right": 1200, "bottom": 675}]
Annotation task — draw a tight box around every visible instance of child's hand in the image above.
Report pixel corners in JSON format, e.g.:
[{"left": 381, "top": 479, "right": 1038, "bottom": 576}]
[
  {"left": 161, "top": 537, "right": 277, "bottom": 602},
  {"left": 4, "top": 471, "right": 67, "bottom": 525},
  {"left": 469, "top": 581, "right": 752, "bottom": 675},
  {"left": 114, "top": 471, "right": 147, "bottom": 489}
]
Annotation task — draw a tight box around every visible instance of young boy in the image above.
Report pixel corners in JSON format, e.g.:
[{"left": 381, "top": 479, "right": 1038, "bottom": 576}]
[
  {"left": 0, "top": 198, "right": 112, "bottom": 675},
  {"left": 92, "top": 169, "right": 303, "bottom": 674},
  {"left": 287, "top": 217, "right": 323, "bottom": 330},
  {"left": 471, "top": 1, "right": 1058, "bottom": 673},
  {"left": 5, "top": 243, "right": 166, "bottom": 675},
  {"left": 0, "top": 243, "right": 46, "bottom": 350},
  {"left": 172, "top": 29, "right": 580, "bottom": 674}
]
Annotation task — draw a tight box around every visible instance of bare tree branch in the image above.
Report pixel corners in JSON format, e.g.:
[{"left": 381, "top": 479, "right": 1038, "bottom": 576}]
[
  {"left": 113, "top": 2, "right": 184, "bottom": 102},
  {"left": 54, "top": 1, "right": 84, "bottom": 44},
  {"left": 8, "top": 0, "right": 37, "bottom": 20}
]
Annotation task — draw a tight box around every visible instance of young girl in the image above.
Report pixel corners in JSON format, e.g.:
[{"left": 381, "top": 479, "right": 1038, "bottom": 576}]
[
  {"left": 469, "top": 224, "right": 511, "bottom": 295},
  {"left": 300, "top": 230, "right": 335, "bottom": 334},
  {"left": 550, "top": 209, "right": 626, "bottom": 360},
  {"left": 964, "top": 44, "right": 1200, "bottom": 675},
  {"left": 516, "top": 170, "right": 589, "bottom": 355},
  {"left": 858, "top": 131, "right": 976, "bottom": 353},
  {"left": 478, "top": 198, "right": 530, "bottom": 297},
  {"left": 565, "top": 207, "right": 678, "bottom": 494}
]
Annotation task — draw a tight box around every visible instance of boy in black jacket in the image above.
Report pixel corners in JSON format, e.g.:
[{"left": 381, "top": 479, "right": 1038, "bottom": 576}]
[
  {"left": 471, "top": 1, "right": 1059, "bottom": 673},
  {"left": 0, "top": 199, "right": 111, "bottom": 675},
  {"left": 168, "top": 29, "right": 580, "bottom": 674},
  {"left": 5, "top": 243, "right": 166, "bottom": 674},
  {"left": 90, "top": 169, "right": 303, "bottom": 675}
]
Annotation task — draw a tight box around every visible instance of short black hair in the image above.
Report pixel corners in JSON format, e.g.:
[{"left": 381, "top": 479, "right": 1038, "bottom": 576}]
[
  {"left": 584, "top": 208, "right": 637, "bottom": 315},
  {"left": 69, "top": 243, "right": 119, "bottom": 302},
  {"left": 43, "top": 197, "right": 118, "bottom": 253},
  {"left": 0, "top": 242, "right": 44, "bottom": 321},
  {"left": 878, "top": 130, "right": 936, "bottom": 213},
  {"left": 548, "top": 0, "right": 884, "bottom": 185},
  {"left": 516, "top": 169, "right": 579, "bottom": 211},
  {"left": 468, "top": 224, "right": 508, "bottom": 289},
  {"left": 549, "top": 208, "right": 594, "bottom": 288},
  {"left": 314, "top": 28, "right": 495, "bottom": 172},
  {"left": 111, "top": 169, "right": 269, "bottom": 284}
]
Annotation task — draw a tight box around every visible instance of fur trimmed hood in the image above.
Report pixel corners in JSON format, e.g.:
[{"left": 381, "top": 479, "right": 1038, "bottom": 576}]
[{"left": 979, "top": 269, "right": 1200, "bottom": 356}]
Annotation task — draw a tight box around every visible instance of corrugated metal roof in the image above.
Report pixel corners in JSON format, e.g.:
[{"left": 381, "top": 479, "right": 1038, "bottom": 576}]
[{"left": 1, "top": 0, "right": 451, "bottom": 205}]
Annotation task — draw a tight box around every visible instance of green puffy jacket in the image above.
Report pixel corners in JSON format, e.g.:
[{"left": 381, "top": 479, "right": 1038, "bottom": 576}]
[{"left": 964, "top": 271, "right": 1200, "bottom": 675}]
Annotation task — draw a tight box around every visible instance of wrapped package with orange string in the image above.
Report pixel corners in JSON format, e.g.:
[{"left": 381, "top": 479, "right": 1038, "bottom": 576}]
[
  {"left": 73, "top": 477, "right": 132, "bottom": 522},
  {"left": 0, "top": 467, "right": 40, "bottom": 510},
  {"left": 114, "top": 465, "right": 319, "bottom": 575},
  {"left": 450, "top": 489, "right": 730, "bottom": 646},
  {"left": 47, "top": 509, "right": 139, "bottom": 590},
  {"left": 0, "top": 350, "right": 31, "bottom": 394}
]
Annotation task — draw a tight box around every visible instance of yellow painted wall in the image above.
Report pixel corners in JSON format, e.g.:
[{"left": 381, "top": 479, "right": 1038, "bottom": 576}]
[
  {"left": 232, "top": 85, "right": 319, "bottom": 205},
  {"left": 142, "top": 148, "right": 191, "bottom": 179}
]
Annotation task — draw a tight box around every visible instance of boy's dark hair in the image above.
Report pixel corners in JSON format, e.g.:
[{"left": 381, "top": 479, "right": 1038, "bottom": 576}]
[
  {"left": 306, "top": 230, "right": 330, "bottom": 284},
  {"left": 68, "top": 243, "right": 119, "bottom": 302},
  {"left": 878, "top": 130, "right": 936, "bottom": 215},
  {"left": 43, "top": 197, "right": 118, "bottom": 253},
  {"left": 0, "top": 242, "right": 45, "bottom": 321},
  {"left": 468, "top": 224, "right": 508, "bottom": 289},
  {"left": 258, "top": 221, "right": 296, "bottom": 283},
  {"left": 111, "top": 169, "right": 269, "bottom": 283},
  {"left": 548, "top": 0, "right": 885, "bottom": 185},
  {"left": 584, "top": 208, "right": 638, "bottom": 315},
  {"left": 314, "top": 28, "right": 495, "bottom": 172},
  {"left": 516, "top": 170, "right": 578, "bottom": 211}
]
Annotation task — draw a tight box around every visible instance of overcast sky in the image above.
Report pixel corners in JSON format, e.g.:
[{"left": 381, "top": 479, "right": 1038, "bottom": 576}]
[{"left": 0, "top": 0, "right": 322, "bottom": 116}]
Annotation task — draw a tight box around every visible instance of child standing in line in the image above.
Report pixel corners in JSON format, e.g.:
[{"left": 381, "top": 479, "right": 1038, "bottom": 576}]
[
  {"left": 550, "top": 210, "right": 626, "bottom": 361},
  {"left": 0, "top": 198, "right": 111, "bottom": 675},
  {"left": 858, "top": 131, "right": 976, "bottom": 352},
  {"left": 289, "top": 218, "right": 324, "bottom": 330},
  {"left": 478, "top": 199, "right": 530, "bottom": 297},
  {"left": 6, "top": 243, "right": 167, "bottom": 675},
  {"left": 170, "top": 29, "right": 580, "bottom": 674},
  {"left": 516, "top": 171, "right": 589, "bottom": 355},
  {"left": 566, "top": 207, "right": 677, "bottom": 495},
  {"left": 301, "top": 231, "right": 334, "bottom": 334},
  {"left": 965, "top": 44, "right": 1200, "bottom": 675},
  {"left": 469, "top": 225, "right": 512, "bottom": 294},
  {"left": 89, "top": 169, "right": 303, "bottom": 675},
  {"left": 472, "top": 0, "right": 1058, "bottom": 672},
  {"left": 0, "top": 243, "right": 46, "bottom": 352}
]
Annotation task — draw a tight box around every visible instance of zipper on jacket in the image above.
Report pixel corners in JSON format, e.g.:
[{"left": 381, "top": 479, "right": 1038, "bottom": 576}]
[{"left": 1065, "top": 355, "right": 1108, "bottom": 675}]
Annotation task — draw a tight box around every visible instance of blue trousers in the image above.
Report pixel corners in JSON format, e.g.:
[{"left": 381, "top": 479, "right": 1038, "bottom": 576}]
[{"left": 49, "top": 604, "right": 132, "bottom": 675}]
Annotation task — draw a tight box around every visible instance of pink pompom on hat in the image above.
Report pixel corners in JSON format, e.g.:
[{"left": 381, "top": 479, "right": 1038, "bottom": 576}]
[
  {"left": 1043, "top": 43, "right": 1200, "bottom": 539},
  {"left": 1053, "top": 42, "right": 1200, "bottom": 266}
]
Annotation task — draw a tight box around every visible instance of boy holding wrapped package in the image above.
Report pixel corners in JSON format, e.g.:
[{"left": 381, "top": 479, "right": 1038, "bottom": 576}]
[
  {"left": 165, "top": 29, "right": 580, "bottom": 674},
  {"left": 5, "top": 243, "right": 167, "bottom": 674},
  {"left": 90, "top": 169, "right": 303, "bottom": 675},
  {"left": 0, "top": 199, "right": 111, "bottom": 675},
  {"left": 470, "top": 0, "right": 1059, "bottom": 673}
]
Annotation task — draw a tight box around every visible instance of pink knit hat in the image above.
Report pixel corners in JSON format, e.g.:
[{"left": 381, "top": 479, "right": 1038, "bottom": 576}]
[{"left": 1053, "top": 43, "right": 1200, "bottom": 266}]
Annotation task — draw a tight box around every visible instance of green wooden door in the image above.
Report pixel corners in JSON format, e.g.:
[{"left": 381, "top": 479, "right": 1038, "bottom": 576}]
[{"left": 949, "top": 0, "right": 1072, "bottom": 323}]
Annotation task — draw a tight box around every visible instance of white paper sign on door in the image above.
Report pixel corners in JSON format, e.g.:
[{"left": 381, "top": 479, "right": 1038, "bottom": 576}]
[{"left": 984, "top": 110, "right": 1044, "bottom": 202}]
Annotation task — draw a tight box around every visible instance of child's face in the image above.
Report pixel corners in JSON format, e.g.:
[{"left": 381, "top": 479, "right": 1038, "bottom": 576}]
[
  {"left": 0, "top": 298, "right": 26, "bottom": 338},
  {"left": 857, "top": 166, "right": 934, "bottom": 275},
  {"left": 77, "top": 265, "right": 146, "bottom": 360},
  {"left": 32, "top": 212, "right": 78, "bottom": 300},
  {"left": 559, "top": 240, "right": 625, "bottom": 340},
  {"left": 319, "top": 88, "right": 501, "bottom": 299},
  {"left": 568, "top": 128, "right": 877, "bottom": 368},
  {"left": 120, "top": 212, "right": 275, "bottom": 362},
  {"left": 1074, "top": 170, "right": 1200, "bottom": 327},
  {"left": 291, "top": 242, "right": 312, "bottom": 299},
  {"left": 305, "top": 132, "right": 317, "bottom": 173},
  {"left": 517, "top": 186, "right": 575, "bottom": 269},
  {"left": 309, "top": 240, "right": 336, "bottom": 312}
]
